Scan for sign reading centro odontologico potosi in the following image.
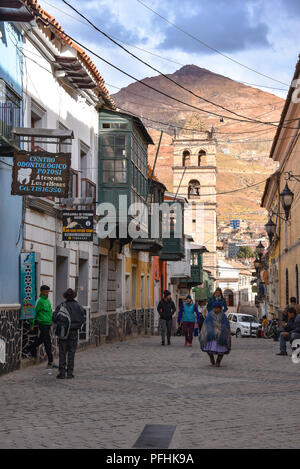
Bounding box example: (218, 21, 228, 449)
(11, 150, 71, 197)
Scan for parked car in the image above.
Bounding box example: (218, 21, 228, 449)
(227, 313, 259, 338)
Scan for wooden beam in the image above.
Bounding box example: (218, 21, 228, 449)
(0, 1, 22, 7)
(0, 8, 34, 21)
(12, 127, 74, 139)
(77, 84, 96, 89)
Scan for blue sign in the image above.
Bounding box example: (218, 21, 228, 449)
(20, 253, 36, 320)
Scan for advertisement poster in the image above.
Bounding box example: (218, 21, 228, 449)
(20, 252, 36, 320)
(62, 210, 94, 242)
(11, 150, 71, 198)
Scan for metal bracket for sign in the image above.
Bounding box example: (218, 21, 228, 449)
(17, 139, 73, 145)
(10, 127, 74, 147)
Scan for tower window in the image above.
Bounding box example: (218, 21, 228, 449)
(182, 150, 190, 167)
(188, 180, 200, 198)
(198, 150, 206, 166)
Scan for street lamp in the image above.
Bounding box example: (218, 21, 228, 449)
(256, 241, 265, 259)
(265, 218, 276, 243)
(280, 183, 294, 221)
(254, 257, 261, 271)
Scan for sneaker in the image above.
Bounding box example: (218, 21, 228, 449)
(188, 343, 192, 347)
(47, 362, 58, 369)
(185, 340, 188, 346)
(23, 352, 34, 360)
(161, 342, 165, 346)
(67, 373, 74, 379)
(276, 351, 288, 356)
(56, 373, 65, 379)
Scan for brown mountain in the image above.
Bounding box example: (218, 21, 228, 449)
(112, 65, 284, 225)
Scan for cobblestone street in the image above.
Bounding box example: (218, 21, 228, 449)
(1, 335, 300, 449)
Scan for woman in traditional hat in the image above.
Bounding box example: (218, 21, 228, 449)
(200, 301, 231, 367)
(207, 287, 228, 314)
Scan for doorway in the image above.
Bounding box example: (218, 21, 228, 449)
(55, 255, 68, 305)
(78, 257, 88, 307)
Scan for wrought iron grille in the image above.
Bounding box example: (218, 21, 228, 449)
(0, 81, 21, 143)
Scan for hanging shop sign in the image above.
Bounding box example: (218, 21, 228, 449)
(11, 150, 71, 197)
(20, 252, 36, 320)
(62, 210, 94, 242)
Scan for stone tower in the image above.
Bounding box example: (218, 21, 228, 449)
(173, 122, 217, 278)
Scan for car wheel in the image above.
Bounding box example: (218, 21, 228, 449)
(236, 329, 242, 338)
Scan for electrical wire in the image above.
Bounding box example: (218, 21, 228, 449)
(16, 51, 285, 145)
(41, 0, 289, 94)
(23, 1, 298, 131)
(61, 0, 288, 128)
(108, 81, 284, 113)
(136, 0, 290, 87)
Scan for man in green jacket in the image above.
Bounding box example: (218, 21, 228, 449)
(29, 285, 55, 367)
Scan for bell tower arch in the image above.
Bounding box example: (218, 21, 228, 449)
(173, 123, 217, 277)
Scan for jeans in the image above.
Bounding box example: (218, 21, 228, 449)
(160, 319, 172, 344)
(291, 332, 300, 345)
(30, 324, 53, 363)
(58, 329, 78, 374)
(280, 331, 289, 353)
(183, 322, 194, 344)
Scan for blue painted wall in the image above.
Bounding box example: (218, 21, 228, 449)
(0, 22, 23, 304)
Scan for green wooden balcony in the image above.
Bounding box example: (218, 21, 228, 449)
(131, 179, 166, 254)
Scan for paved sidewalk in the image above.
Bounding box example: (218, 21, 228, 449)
(1, 335, 300, 449)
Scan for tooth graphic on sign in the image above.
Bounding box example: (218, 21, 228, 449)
(17, 168, 32, 185)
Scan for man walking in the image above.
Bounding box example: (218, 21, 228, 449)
(53, 288, 85, 379)
(29, 285, 55, 368)
(157, 290, 176, 346)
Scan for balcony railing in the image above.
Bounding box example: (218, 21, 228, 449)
(0, 81, 21, 146)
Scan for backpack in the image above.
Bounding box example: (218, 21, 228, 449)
(54, 303, 71, 340)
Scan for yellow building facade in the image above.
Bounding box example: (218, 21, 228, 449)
(262, 57, 300, 313)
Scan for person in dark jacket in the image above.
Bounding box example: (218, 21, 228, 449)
(207, 288, 228, 314)
(276, 307, 296, 356)
(53, 288, 85, 379)
(157, 290, 176, 346)
(291, 313, 300, 342)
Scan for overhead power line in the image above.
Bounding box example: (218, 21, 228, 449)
(136, 0, 290, 87)
(62, 0, 287, 128)
(42, 0, 289, 94)
(23, 1, 297, 131)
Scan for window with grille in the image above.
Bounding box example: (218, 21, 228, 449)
(0, 80, 21, 142)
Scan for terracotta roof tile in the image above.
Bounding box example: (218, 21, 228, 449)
(24, 0, 115, 108)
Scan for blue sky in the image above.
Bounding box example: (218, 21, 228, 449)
(40, 0, 300, 98)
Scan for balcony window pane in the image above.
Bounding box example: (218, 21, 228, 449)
(102, 135, 114, 146)
(115, 135, 126, 146)
(103, 146, 114, 157)
(115, 146, 126, 157)
(103, 160, 114, 171)
(115, 171, 127, 183)
(115, 159, 126, 171)
(87, 182, 95, 199)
